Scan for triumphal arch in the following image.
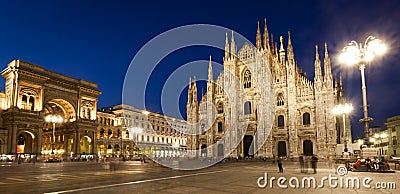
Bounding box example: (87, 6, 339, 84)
(0, 60, 101, 160)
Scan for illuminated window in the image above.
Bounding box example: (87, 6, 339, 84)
(100, 128, 105, 138)
(277, 93, 284, 106)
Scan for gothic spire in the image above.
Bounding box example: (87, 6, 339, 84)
(339, 72, 343, 90)
(324, 42, 333, 82)
(256, 21, 262, 50)
(230, 31, 237, 57)
(208, 55, 213, 81)
(192, 76, 198, 103)
(279, 36, 285, 63)
(263, 18, 270, 50)
(271, 33, 275, 54)
(188, 77, 192, 103)
(224, 32, 230, 60)
(314, 45, 322, 82)
(287, 31, 294, 62)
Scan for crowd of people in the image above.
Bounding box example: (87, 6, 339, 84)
(349, 157, 390, 171)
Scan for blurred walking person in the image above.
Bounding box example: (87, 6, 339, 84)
(299, 155, 305, 173)
(311, 155, 318, 174)
(277, 157, 283, 173)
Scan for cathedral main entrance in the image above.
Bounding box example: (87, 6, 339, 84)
(243, 135, 253, 157)
(277, 141, 287, 157)
(303, 140, 313, 156)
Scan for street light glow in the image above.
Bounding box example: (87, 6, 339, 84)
(339, 36, 387, 66)
(45, 115, 63, 124)
(332, 103, 353, 115)
(339, 36, 386, 139)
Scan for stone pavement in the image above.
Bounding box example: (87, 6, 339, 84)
(0, 160, 398, 194)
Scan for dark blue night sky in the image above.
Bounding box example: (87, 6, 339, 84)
(0, 0, 399, 139)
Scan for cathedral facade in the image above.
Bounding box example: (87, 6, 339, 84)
(186, 20, 351, 159)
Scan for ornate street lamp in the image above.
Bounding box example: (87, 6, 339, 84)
(339, 36, 387, 139)
(45, 115, 63, 156)
(333, 103, 353, 153)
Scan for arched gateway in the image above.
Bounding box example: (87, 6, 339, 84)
(0, 60, 101, 159)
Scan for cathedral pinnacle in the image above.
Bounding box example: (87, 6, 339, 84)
(230, 31, 237, 57)
(314, 45, 322, 82)
(324, 42, 329, 58)
(208, 55, 213, 81)
(224, 32, 230, 60)
(263, 18, 269, 50)
(279, 35, 285, 52)
(256, 21, 262, 50)
(287, 31, 294, 62)
(324, 42, 332, 83)
(279, 35, 285, 63)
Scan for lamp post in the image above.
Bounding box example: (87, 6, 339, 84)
(45, 115, 63, 156)
(333, 103, 353, 153)
(339, 36, 387, 139)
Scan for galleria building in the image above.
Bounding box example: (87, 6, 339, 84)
(0, 60, 187, 160)
(186, 20, 352, 159)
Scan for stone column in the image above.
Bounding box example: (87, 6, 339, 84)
(64, 133, 69, 159)
(92, 131, 97, 155)
(75, 131, 81, 155)
(10, 125, 17, 154)
(36, 128, 43, 158)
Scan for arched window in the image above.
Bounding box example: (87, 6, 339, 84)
(303, 112, 311, 125)
(217, 102, 223, 114)
(244, 70, 251, 88)
(100, 128, 105, 138)
(244, 101, 251, 115)
(29, 96, 35, 110)
(218, 122, 223, 132)
(117, 129, 121, 138)
(108, 129, 112, 138)
(277, 93, 284, 106)
(86, 108, 91, 119)
(278, 115, 284, 128)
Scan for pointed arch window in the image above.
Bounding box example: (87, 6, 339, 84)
(278, 115, 284, 128)
(303, 112, 311, 125)
(218, 122, 223, 132)
(277, 93, 284, 106)
(244, 101, 251, 115)
(244, 70, 251, 88)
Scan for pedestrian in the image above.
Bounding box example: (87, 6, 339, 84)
(277, 157, 283, 173)
(299, 155, 304, 173)
(311, 155, 318, 174)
